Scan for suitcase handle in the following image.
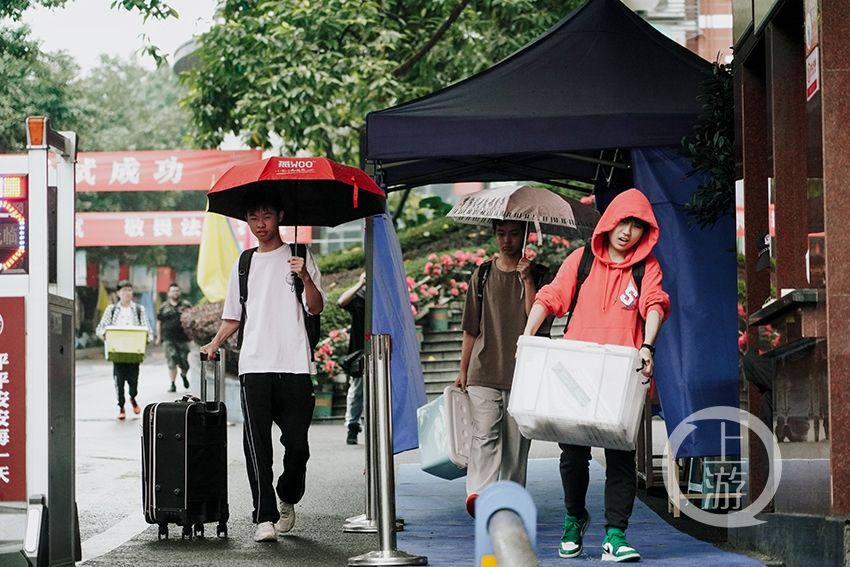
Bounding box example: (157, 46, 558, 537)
(200, 349, 223, 403)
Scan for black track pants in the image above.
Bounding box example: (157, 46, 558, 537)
(240, 372, 315, 524)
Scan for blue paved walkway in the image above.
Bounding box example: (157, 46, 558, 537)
(396, 458, 764, 566)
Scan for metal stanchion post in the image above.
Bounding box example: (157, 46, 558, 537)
(344, 351, 404, 534)
(344, 352, 377, 532)
(348, 335, 427, 566)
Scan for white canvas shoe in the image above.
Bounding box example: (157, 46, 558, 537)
(275, 502, 296, 534)
(253, 521, 278, 542)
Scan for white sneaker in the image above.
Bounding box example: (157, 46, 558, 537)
(275, 502, 295, 534)
(253, 521, 278, 542)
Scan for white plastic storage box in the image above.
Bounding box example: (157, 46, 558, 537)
(417, 386, 473, 480)
(104, 326, 148, 364)
(508, 336, 648, 451)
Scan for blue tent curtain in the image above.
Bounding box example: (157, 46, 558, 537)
(371, 214, 428, 454)
(603, 147, 740, 457)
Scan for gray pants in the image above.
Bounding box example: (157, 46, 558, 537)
(466, 385, 531, 496)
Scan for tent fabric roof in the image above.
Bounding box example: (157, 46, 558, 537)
(364, 0, 712, 190)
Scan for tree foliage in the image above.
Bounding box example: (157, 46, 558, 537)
(0, 25, 79, 152)
(0, 0, 174, 20)
(681, 62, 735, 228)
(74, 55, 193, 152)
(182, 0, 582, 164)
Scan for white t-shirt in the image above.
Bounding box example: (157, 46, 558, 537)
(222, 244, 326, 376)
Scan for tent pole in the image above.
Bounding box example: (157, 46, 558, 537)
(553, 151, 629, 169)
(392, 188, 412, 228)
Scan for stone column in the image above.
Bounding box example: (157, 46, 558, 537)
(821, 0, 850, 517)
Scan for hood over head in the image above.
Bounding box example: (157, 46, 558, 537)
(591, 188, 659, 267)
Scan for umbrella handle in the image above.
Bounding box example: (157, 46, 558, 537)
(294, 225, 298, 246)
(522, 223, 529, 260)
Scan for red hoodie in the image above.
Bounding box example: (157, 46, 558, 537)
(534, 188, 670, 349)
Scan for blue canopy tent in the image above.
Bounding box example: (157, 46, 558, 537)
(363, 0, 738, 457)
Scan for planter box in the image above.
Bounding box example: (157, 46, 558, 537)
(509, 336, 647, 451)
(313, 391, 333, 418)
(417, 386, 473, 480)
(104, 326, 148, 363)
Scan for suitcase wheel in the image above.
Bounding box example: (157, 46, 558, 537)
(157, 524, 168, 540)
(181, 525, 193, 540)
(217, 522, 227, 539)
(193, 523, 205, 539)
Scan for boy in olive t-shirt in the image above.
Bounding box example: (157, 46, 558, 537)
(454, 219, 547, 517)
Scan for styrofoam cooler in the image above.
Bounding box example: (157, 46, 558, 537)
(417, 386, 473, 480)
(508, 335, 648, 451)
(104, 325, 148, 363)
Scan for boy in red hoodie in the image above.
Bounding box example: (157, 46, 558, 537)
(523, 188, 670, 562)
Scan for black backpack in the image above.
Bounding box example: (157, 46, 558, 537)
(565, 244, 645, 329)
(476, 260, 552, 337)
(236, 243, 321, 351)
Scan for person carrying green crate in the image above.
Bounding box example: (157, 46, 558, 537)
(524, 188, 671, 563)
(96, 279, 154, 420)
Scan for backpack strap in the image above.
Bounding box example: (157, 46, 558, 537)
(565, 244, 594, 329)
(289, 243, 321, 350)
(632, 260, 645, 293)
(476, 260, 493, 305)
(531, 262, 549, 290)
(236, 247, 257, 349)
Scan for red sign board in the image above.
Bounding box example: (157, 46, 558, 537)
(75, 211, 312, 247)
(0, 297, 26, 502)
(53, 149, 262, 192)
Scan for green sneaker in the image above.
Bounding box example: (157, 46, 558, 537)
(558, 510, 590, 558)
(601, 528, 640, 562)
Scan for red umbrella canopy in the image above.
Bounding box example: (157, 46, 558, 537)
(207, 156, 386, 227)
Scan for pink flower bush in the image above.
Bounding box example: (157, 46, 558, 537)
(406, 248, 490, 316)
(313, 327, 350, 390)
(523, 232, 581, 269)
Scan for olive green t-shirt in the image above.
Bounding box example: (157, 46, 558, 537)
(461, 262, 530, 390)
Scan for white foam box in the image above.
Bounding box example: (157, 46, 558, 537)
(508, 335, 649, 451)
(417, 386, 473, 480)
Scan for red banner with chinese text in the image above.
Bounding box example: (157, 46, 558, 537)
(63, 149, 262, 192)
(75, 211, 312, 247)
(0, 297, 26, 502)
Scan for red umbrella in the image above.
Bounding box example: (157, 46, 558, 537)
(207, 157, 386, 238)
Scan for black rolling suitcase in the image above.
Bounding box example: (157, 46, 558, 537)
(142, 352, 229, 540)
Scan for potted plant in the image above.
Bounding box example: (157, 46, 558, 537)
(312, 328, 350, 418)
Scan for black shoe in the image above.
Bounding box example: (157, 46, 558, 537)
(181, 374, 190, 389)
(168, 383, 177, 393)
(346, 425, 359, 445)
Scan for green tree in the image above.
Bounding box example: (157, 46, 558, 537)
(0, 25, 80, 152)
(74, 55, 193, 152)
(182, 0, 581, 164)
(0, 1, 177, 59)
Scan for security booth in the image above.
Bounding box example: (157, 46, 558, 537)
(0, 117, 79, 566)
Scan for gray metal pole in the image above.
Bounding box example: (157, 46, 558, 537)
(343, 216, 402, 534)
(348, 335, 427, 566)
(489, 509, 540, 567)
(343, 351, 377, 532)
